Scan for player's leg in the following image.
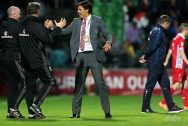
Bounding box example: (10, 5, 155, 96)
(3, 60, 26, 118)
(159, 82, 182, 110)
(24, 69, 39, 119)
(6, 71, 19, 116)
(72, 66, 89, 118)
(142, 64, 159, 113)
(158, 68, 183, 113)
(182, 74, 188, 109)
(159, 69, 183, 110)
(29, 65, 55, 118)
(90, 65, 111, 118)
(12, 61, 26, 111)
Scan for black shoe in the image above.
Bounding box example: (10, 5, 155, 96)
(7, 113, 16, 118)
(16, 111, 25, 118)
(168, 106, 184, 113)
(30, 104, 46, 118)
(38, 113, 46, 119)
(7, 109, 25, 118)
(105, 113, 112, 118)
(28, 114, 44, 119)
(70, 114, 80, 118)
(141, 107, 156, 113)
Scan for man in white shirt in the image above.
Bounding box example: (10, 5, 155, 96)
(61, 0, 112, 118)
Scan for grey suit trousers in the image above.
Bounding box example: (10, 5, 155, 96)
(72, 51, 110, 115)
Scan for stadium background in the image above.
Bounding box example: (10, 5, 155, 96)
(1, 0, 188, 126)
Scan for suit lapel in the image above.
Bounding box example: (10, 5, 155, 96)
(78, 18, 82, 32)
(76, 18, 82, 44)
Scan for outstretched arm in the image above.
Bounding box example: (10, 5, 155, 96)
(61, 18, 76, 35)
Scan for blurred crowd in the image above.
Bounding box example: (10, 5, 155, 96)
(112, 0, 188, 68)
(1, 0, 188, 69)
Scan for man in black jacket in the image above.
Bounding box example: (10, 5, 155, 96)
(19, 2, 66, 119)
(0, 6, 26, 118)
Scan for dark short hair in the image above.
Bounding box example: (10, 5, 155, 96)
(27, 2, 40, 14)
(158, 15, 171, 24)
(179, 23, 188, 32)
(77, 0, 92, 14)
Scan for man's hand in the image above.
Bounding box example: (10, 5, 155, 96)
(54, 18, 66, 28)
(103, 43, 111, 52)
(139, 55, 146, 64)
(163, 61, 168, 67)
(44, 19, 54, 29)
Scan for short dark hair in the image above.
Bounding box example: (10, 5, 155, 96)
(179, 23, 188, 32)
(158, 15, 171, 24)
(27, 2, 40, 14)
(77, 0, 92, 14)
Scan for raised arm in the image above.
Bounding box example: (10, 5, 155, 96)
(61, 19, 76, 35)
(31, 20, 66, 44)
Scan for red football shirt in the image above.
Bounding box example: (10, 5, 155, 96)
(169, 34, 186, 69)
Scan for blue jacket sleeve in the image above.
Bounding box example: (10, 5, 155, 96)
(144, 28, 162, 60)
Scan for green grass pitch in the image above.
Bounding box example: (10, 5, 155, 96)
(0, 95, 188, 126)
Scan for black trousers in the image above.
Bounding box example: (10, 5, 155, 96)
(24, 64, 55, 114)
(2, 60, 26, 112)
(142, 63, 175, 110)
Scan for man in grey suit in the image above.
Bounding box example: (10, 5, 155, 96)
(61, 0, 112, 118)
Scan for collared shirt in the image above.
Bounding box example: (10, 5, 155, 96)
(78, 14, 93, 52)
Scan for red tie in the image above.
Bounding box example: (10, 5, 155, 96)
(80, 19, 86, 51)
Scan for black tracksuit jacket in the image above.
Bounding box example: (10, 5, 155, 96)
(0, 18, 20, 61)
(19, 15, 61, 69)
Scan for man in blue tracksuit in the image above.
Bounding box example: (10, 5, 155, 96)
(139, 15, 184, 113)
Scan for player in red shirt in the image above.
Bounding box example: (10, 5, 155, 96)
(159, 23, 188, 110)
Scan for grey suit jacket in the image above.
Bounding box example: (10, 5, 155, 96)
(61, 15, 112, 63)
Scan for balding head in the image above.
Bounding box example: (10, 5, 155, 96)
(7, 6, 21, 21)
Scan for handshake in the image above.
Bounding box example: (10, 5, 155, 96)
(44, 18, 66, 29)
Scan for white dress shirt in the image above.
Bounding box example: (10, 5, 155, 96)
(78, 14, 93, 52)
